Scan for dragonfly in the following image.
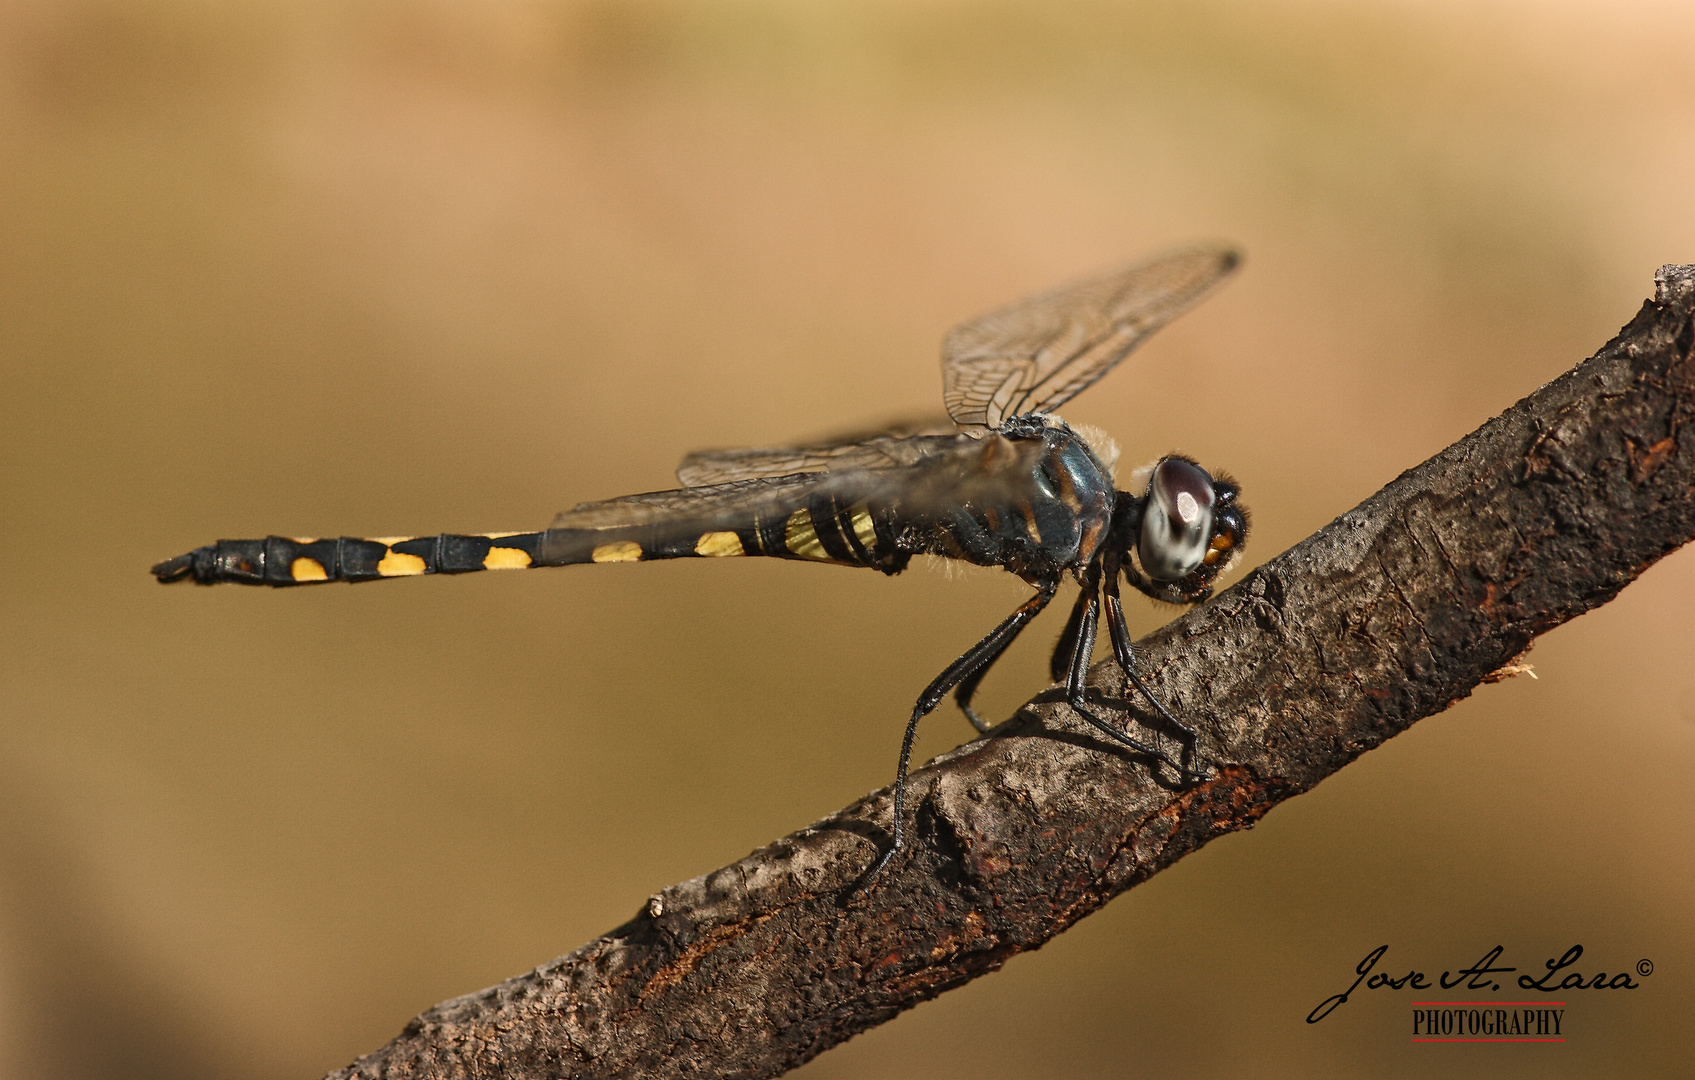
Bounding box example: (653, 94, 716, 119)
(153, 244, 1249, 888)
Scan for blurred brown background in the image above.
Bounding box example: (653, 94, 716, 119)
(2, 1, 1692, 1077)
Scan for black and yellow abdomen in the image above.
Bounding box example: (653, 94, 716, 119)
(151, 483, 914, 587)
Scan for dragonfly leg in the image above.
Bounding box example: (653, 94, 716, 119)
(958, 569, 1108, 735)
(1055, 562, 1185, 774)
(1048, 582, 1094, 685)
(1103, 560, 1202, 781)
(854, 578, 1060, 893)
(954, 662, 1003, 735)
(1062, 562, 1103, 706)
(951, 604, 1044, 734)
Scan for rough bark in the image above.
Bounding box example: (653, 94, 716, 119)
(328, 266, 1695, 1080)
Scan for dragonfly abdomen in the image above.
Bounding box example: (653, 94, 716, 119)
(150, 491, 913, 587)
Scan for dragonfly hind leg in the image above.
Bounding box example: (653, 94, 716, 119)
(854, 578, 1060, 893)
(951, 618, 1034, 734)
(954, 671, 1002, 735)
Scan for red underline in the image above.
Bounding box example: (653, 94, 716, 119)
(1412, 1002, 1566, 1006)
(1413, 1038, 1565, 1043)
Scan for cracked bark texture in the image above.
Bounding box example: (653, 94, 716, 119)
(329, 266, 1695, 1080)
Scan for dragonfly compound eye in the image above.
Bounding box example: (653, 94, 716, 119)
(1138, 456, 1216, 581)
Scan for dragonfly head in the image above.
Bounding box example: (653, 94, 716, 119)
(1117, 456, 1248, 604)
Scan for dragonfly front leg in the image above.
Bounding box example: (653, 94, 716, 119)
(1058, 561, 1186, 774)
(855, 578, 1060, 893)
(1103, 552, 1202, 781)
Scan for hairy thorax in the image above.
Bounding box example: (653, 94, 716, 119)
(886, 420, 1117, 584)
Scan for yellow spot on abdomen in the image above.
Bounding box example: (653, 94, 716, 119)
(377, 550, 428, 576)
(592, 540, 643, 563)
(784, 509, 830, 560)
(695, 531, 744, 557)
(483, 546, 532, 570)
(290, 557, 328, 581)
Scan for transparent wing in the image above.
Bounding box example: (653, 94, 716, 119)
(674, 414, 961, 487)
(559, 431, 999, 531)
(941, 245, 1239, 431)
(550, 473, 834, 530)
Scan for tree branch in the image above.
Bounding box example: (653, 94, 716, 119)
(328, 266, 1695, 1080)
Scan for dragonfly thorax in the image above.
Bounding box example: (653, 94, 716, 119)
(890, 417, 1119, 583)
